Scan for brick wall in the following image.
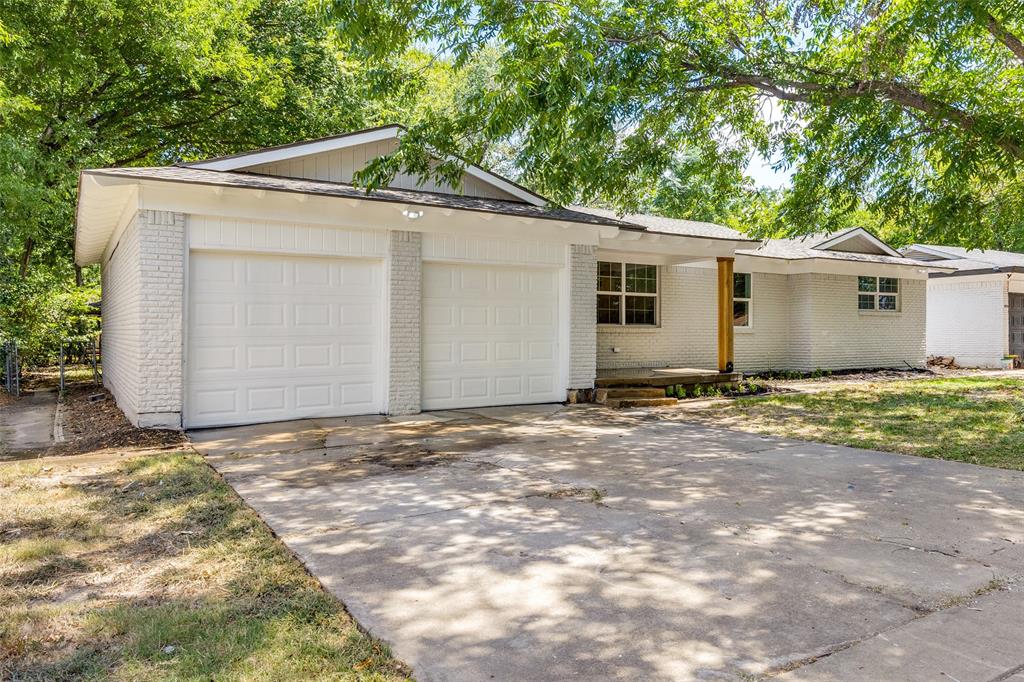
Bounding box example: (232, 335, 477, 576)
(569, 245, 597, 388)
(735, 271, 790, 372)
(597, 265, 717, 369)
(388, 230, 422, 414)
(101, 215, 142, 423)
(926, 277, 1007, 367)
(596, 265, 928, 372)
(101, 210, 185, 428)
(791, 274, 927, 371)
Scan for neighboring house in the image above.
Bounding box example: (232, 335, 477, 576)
(75, 125, 948, 429)
(901, 244, 1024, 367)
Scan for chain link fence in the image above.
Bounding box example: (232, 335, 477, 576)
(2, 341, 20, 397)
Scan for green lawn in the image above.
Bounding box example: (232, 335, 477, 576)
(691, 377, 1024, 470)
(0, 451, 411, 681)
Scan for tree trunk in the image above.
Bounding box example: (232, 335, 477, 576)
(75, 264, 83, 287)
(19, 238, 35, 279)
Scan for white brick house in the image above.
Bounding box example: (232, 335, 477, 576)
(75, 125, 949, 429)
(901, 244, 1024, 367)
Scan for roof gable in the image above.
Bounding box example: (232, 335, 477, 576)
(811, 227, 902, 257)
(181, 125, 548, 206)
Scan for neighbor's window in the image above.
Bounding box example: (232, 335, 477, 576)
(858, 276, 899, 311)
(734, 272, 752, 327)
(597, 261, 658, 325)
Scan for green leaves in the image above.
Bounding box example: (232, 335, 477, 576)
(0, 0, 430, 362)
(330, 0, 1024, 247)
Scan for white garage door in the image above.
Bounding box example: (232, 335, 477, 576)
(186, 252, 383, 428)
(422, 262, 563, 410)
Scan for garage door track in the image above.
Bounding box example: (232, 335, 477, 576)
(190, 405, 1024, 681)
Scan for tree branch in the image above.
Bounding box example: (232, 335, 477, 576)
(983, 10, 1024, 64)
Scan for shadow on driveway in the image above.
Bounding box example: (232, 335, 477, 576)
(190, 404, 1024, 681)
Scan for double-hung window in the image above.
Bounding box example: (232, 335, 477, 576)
(733, 272, 752, 327)
(597, 261, 658, 325)
(858, 276, 899, 311)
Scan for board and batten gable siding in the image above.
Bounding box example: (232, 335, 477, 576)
(242, 138, 522, 202)
(925, 277, 1007, 367)
(596, 267, 926, 372)
(101, 210, 186, 428)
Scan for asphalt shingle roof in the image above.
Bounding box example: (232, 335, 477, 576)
(83, 166, 642, 231)
(572, 207, 754, 242)
(739, 236, 939, 267)
(906, 245, 1024, 272)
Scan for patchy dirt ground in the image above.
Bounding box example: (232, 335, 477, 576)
(49, 385, 183, 458)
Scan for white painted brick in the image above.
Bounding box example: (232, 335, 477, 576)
(100, 210, 185, 428)
(596, 266, 926, 373)
(388, 230, 422, 415)
(925, 277, 1007, 367)
(569, 245, 597, 388)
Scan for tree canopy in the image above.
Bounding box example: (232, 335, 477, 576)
(332, 0, 1024, 247)
(0, 0, 432, 361)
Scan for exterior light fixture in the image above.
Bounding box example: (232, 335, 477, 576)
(402, 208, 424, 220)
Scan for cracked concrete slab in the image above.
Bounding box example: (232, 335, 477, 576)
(0, 388, 56, 459)
(780, 583, 1024, 681)
(190, 405, 1024, 681)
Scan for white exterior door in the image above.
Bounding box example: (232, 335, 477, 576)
(186, 251, 383, 428)
(422, 262, 563, 410)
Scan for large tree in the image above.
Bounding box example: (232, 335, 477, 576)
(331, 0, 1024, 247)
(0, 0, 423, 361)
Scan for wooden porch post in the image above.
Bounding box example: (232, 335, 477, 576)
(717, 257, 735, 373)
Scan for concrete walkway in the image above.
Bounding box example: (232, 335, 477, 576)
(191, 405, 1024, 681)
(0, 389, 56, 460)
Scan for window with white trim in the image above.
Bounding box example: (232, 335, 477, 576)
(858, 276, 899, 311)
(597, 261, 658, 325)
(734, 272, 752, 327)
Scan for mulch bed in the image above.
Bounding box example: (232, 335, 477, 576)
(48, 384, 184, 457)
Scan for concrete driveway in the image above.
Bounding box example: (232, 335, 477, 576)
(190, 405, 1024, 681)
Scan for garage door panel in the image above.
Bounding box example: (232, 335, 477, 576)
(422, 262, 562, 410)
(187, 252, 383, 428)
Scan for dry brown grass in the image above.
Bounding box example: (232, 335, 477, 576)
(0, 451, 411, 681)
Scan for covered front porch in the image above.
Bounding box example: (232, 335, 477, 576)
(593, 366, 744, 407)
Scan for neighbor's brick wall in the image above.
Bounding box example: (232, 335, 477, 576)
(101, 210, 185, 428)
(925, 277, 1007, 368)
(569, 245, 597, 388)
(388, 230, 422, 414)
(101, 214, 142, 424)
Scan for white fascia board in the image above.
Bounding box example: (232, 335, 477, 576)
(136, 180, 600, 245)
(812, 227, 902, 258)
(599, 232, 745, 261)
(903, 244, 964, 260)
(185, 126, 402, 171)
(736, 254, 950, 279)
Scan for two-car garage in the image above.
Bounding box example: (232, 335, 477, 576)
(184, 222, 568, 428)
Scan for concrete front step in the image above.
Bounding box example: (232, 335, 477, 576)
(605, 397, 678, 408)
(606, 388, 667, 399)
